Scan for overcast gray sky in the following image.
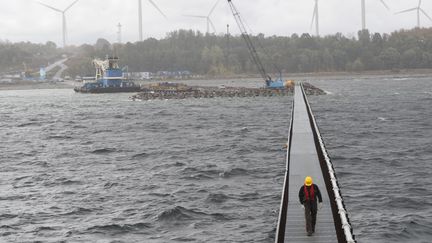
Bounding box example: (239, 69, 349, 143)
(1, 0, 432, 46)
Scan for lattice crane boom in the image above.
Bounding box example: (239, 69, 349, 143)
(227, 0, 272, 83)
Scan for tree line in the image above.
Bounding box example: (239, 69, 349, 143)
(2, 27, 432, 77)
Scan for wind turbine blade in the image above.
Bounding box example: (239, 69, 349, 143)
(310, 6, 316, 30)
(63, 14, 67, 47)
(65, 0, 79, 12)
(208, 0, 221, 16)
(183, 14, 207, 19)
(148, 0, 167, 19)
(395, 8, 417, 14)
(420, 9, 432, 22)
(208, 18, 216, 33)
(418, 0, 422, 8)
(37, 1, 62, 12)
(379, 0, 390, 10)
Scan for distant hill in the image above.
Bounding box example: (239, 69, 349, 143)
(2, 28, 432, 77)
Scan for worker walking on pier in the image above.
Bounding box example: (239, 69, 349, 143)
(299, 176, 323, 236)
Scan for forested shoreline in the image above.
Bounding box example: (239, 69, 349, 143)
(2, 28, 432, 77)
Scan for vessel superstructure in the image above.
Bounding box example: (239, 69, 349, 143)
(74, 56, 140, 93)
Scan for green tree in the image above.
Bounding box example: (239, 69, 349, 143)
(352, 58, 365, 71)
(380, 47, 400, 69)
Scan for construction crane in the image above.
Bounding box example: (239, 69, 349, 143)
(227, 0, 286, 88)
(92, 57, 120, 80)
(92, 59, 110, 80)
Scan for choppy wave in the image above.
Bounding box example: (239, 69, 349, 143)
(91, 148, 117, 154)
(157, 206, 231, 223)
(0, 89, 288, 242)
(206, 193, 230, 204)
(87, 222, 152, 234)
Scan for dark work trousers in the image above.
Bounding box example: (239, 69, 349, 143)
(304, 202, 317, 234)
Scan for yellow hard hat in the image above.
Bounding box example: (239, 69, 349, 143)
(304, 176, 313, 186)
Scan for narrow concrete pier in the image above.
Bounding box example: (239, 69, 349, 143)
(275, 83, 355, 243)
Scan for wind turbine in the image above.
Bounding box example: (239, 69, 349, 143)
(360, 0, 390, 30)
(184, 0, 221, 34)
(37, 0, 79, 47)
(310, 0, 319, 36)
(395, 0, 432, 28)
(138, 0, 167, 41)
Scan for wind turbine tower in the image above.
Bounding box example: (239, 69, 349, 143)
(184, 0, 221, 34)
(138, 0, 167, 41)
(361, 0, 366, 30)
(138, 0, 143, 41)
(225, 24, 230, 65)
(117, 23, 122, 44)
(311, 0, 319, 36)
(395, 0, 432, 28)
(360, 0, 389, 30)
(37, 0, 79, 47)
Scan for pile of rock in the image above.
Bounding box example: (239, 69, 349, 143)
(130, 82, 325, 101)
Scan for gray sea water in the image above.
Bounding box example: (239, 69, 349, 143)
(0, 76, 431, 242)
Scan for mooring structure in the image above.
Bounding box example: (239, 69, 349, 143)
(275, 83, 356, 243)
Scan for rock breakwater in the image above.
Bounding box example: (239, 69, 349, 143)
(130, 82, 325, 101)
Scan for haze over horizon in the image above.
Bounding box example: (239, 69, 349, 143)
(1, 0, 432, 46)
